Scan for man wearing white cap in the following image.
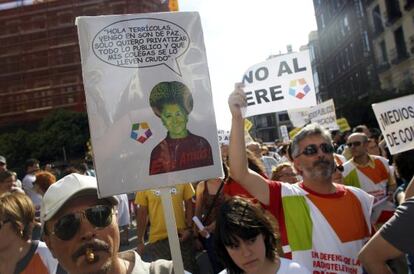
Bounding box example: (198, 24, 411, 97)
(41, 173, 174, 274)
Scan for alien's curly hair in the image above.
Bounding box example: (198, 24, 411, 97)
(149, 81, 193, 117)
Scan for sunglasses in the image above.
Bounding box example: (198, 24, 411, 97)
(336, 165, 344, 172)
(295, 143, 334, 158)
(50, 205, 113, 241)
(347, 141, 362, 147)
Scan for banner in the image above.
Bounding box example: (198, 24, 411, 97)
(280, 125, 289, 142)
(244, 119, 253, 131)
(77, 12, 222, 196)
(218, 129, 230, 145)
(372, 94, 414, 155)
(241, 50, 317, 117)
(336, 118, 351, 132)
(289, 127, 302, 139)
(308, 99, 338, 130)
(245, 130, 255, 144)
(287, 99, 338, 130)
(287, 107, 309, 128)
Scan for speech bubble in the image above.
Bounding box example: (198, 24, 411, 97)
(92, 18, 190, 76)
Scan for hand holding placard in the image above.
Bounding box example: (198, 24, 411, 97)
(192, 216, 210, 238)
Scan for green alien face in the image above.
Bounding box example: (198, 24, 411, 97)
(160, 104, 189, 139)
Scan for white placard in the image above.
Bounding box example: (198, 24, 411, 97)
(218, 129, 230, 145)
(241, 50, 317, 117)
(308, 99, 338, 130)
(76, 12, 222, 196)
(287, 107, 310, 128)
(280, 125, 289, 142)
(372, 94, 414, 155)
(288, 99, 338, 130)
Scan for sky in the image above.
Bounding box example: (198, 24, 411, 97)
(179, 0, 318, 130)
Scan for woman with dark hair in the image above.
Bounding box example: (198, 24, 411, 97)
(149, 81, 213, 175)
(215, 197, 309, 274)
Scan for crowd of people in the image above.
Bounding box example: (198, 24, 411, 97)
(0, 85, 413, 274)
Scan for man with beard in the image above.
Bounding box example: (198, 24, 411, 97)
(227, 83, 374, 273)
(342, 132, 396, 226)
(41, 173, 174, 274)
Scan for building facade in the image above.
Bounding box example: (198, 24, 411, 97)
(307, 31, 323, 103)
(0, 0, 170, 129)
(367, 0, 414, 93)
(313, 0, 380, 126)
(249, 111, 292, 143)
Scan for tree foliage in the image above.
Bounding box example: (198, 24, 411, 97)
(0, 109, 90, 170)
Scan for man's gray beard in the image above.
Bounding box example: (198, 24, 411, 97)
(304, 160, 335, 181)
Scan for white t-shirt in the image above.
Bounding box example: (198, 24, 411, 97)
(116, 194, 131, 227)
(22, 174, 42, 216)
(278, 258, 310, 273)
(219, 258, 310, 274)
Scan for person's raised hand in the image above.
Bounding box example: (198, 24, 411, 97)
(199, 228, 209, 238)
(228, 82, 246, 118)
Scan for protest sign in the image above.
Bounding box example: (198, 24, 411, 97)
(280, 125, 289, 142)
(288, 99, 338, 130)
(372, 94, 414, 155)
(308, 99, 338, 130)
(218, 129, 230, 145)
(76, 12, 222, 196)
(241, 50, 317, 117)
(287, 107, 310, 128)
(244, 119, 253, 131)
(336, 117, 351, 132)
(289, 127, 302, 139)
(245, 130, 255, 144)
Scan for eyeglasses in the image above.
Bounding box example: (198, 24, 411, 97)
(346, 141, 362, 147)
(50, 205, 113, 241)
(0, 220, 10, 230)
(295, 143, 334, 158)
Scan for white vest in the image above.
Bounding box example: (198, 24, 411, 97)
(280, 183, 373, 274)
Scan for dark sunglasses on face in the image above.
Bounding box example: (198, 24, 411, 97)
(296, 143, 334, 158)
(50, 205, 113, 241)
(347, 141, 362, 147)
(336, 165, 344, 172)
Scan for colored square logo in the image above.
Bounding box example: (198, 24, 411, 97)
(130, 122, 152, 144)
(288, 78, 312, 99)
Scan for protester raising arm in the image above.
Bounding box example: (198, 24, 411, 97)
(228, 83, 270, 205)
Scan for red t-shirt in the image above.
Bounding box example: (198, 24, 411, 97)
(149, 132, 213, 175)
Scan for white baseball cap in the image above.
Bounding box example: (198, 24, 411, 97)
(41, 173, 118, 227)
